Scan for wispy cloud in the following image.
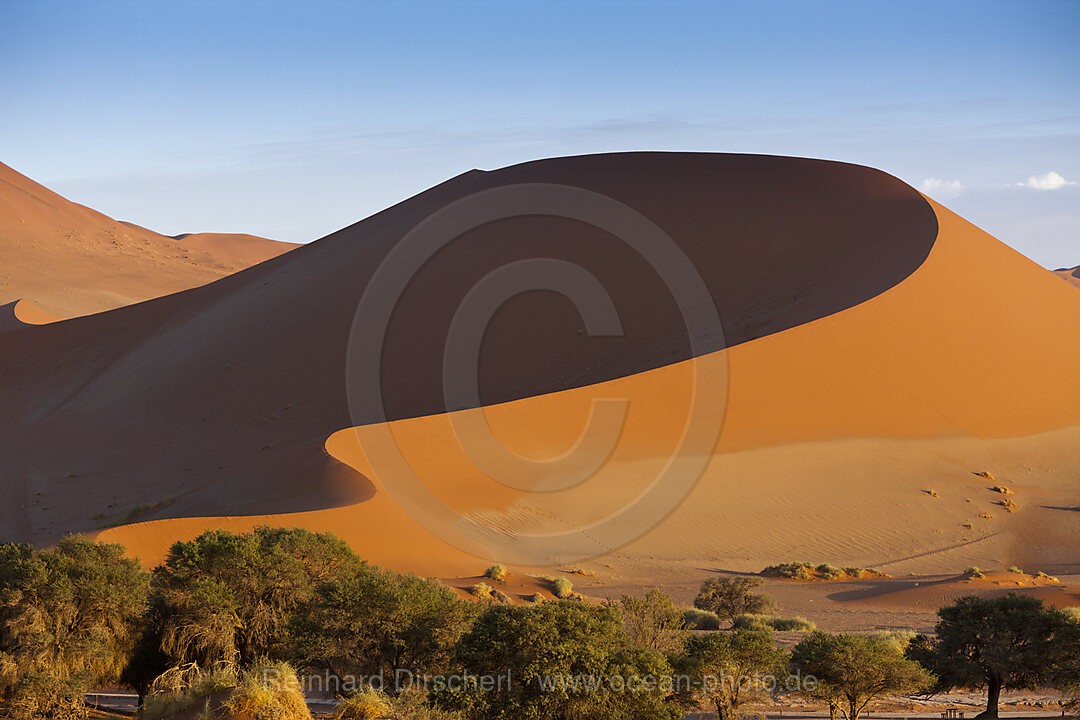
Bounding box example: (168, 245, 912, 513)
(919, 178, 964, 197)
(1015, 171, 1075, 190)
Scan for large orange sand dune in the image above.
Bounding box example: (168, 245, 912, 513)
(0, 154, 1077, 597)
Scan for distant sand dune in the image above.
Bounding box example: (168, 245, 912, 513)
(1055, 264, 1080, 289)
(0, 162, 297, 318)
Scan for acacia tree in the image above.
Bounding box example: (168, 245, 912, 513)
(681, 630, 787, 720)
(0, 537, 148, 718)
(792, 632, 930, 720)
(152, 526, 361, 669)
(447, 601, 681, 720)
(619, 589, 689, 654)
(694, 577, 775, 628)
(906, 593, 1070, 718)
(290, 563, 475, 681)
(1051, 614, 1080, 710)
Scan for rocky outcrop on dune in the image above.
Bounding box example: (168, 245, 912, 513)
(0, 162, 296, 318)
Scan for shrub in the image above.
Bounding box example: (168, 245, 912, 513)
(1062, 607, 1080, 622)
(991, 485, 1013, 495)
(566, 568, 595, 577)
(764, 562, 888, 582)
(817, 563, 842, 578)
(527, 593, 544, 604)
(225, 661, 310, 720)
(769, 616, 817, 631)
(762, 561, 815, 578)
(470, 582, 493, 599)
(618, 589, 688, 653)
(369, 687, 463, 719)
(552, 577, 574, 599)
(491, 588, 514, 604)
(974, 471, 996, 481)
(964, 566, 981, 575)
(682, 608, 721, 631)
(141, 666, 238, 720)
(734, 614, 816, 632)
(335, 686, 390, 720)
(998, 498, 1019, 512)
(484, 564, 508, 582)
(733, 613, 771, 631)
(694, 577, 775, 627)
(1008, 566, 1024, 574)
(869, 629, 917, 653)
(925, 489, 939, 497)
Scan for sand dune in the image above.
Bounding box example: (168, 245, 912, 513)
(0, 299, 59, 332)
(0, 162, 296, 318)
(1056, 264, 1080, 289)
(2, 153, 1078, 597)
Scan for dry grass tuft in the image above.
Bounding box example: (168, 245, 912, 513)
(469, 582, 493, 600)
(335, 687, 391, 720)
(224, 662, 311, 720)
(483, 564, 508, 582)
(551, 577, 574, 598)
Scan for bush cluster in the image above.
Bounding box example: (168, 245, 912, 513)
(761, 561, 889, 581)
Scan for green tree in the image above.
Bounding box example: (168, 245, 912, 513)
(694, 577, 776, 628)
(680, 630, 787, 720)
(153, 526, 360, 668)
(1051, 614, 1080, 711)
(793, 631, 930, 720)
(0, 537, 148, 718)
(291, 563, 475, 681)
(445, 601, 681, 720)
(906, 594, 1068, 718)
(618, 589, 689, 654)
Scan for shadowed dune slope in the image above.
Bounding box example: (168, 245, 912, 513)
(0, 162, 296, 318)
(3, 153, 1079, 577)
(1, 153, 934, 547)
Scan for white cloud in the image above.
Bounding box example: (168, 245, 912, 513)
(919, 178, 964, 197)
(1016, 171, 1075, 191)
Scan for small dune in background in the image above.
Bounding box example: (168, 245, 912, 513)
(0, 161, 297, 319)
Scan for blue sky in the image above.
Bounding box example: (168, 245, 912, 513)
(1, 0, 1077, 268)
